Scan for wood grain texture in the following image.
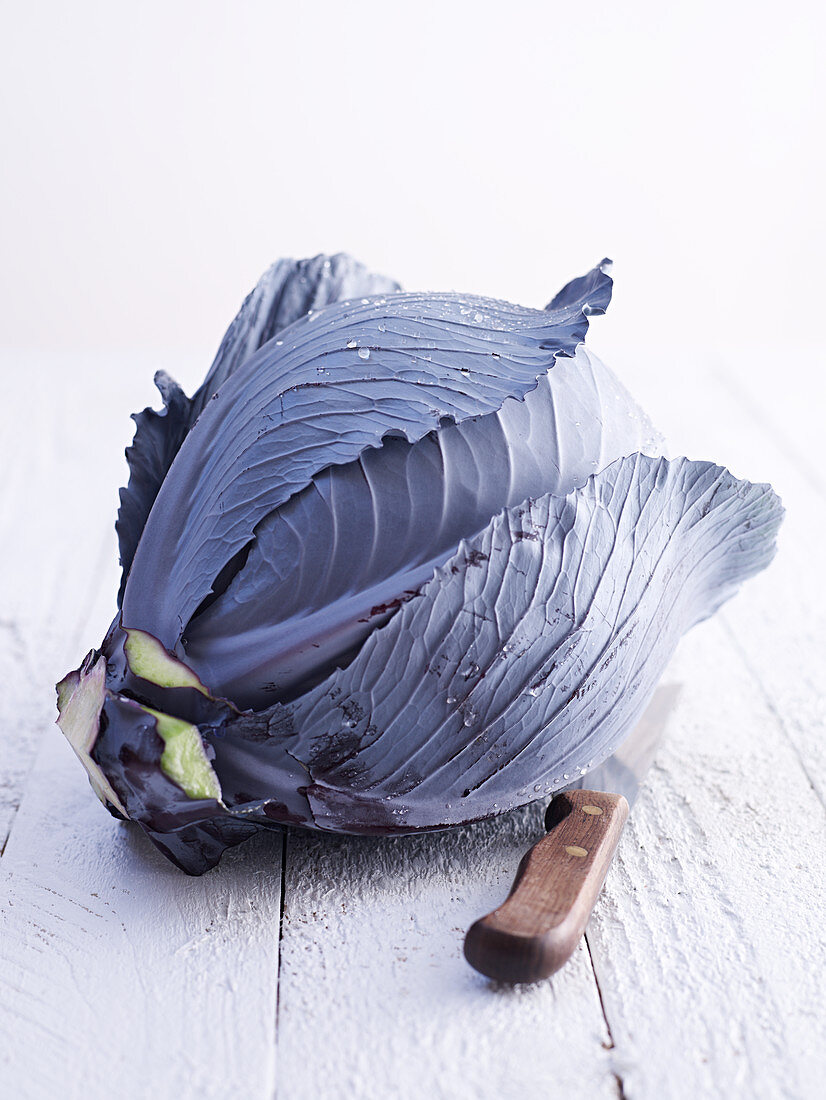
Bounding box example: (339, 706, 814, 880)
(0, 350, 179, 850)
(581, 341, 826, 1099)
(0, 735, 284, 1099)
(708, 357, 826, 807)
(464, 790, 628, 982)
(0, 351, 284, 1100)
(586, 618, 826, 1100)
(274, 814, 619, 1100)
(607, 341, 826, 805)
(1, 346, 824, 1100)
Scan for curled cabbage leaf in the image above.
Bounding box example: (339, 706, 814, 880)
(56, 254, 782, 873)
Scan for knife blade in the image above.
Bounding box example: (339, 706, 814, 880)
(463, 683, 681, 983)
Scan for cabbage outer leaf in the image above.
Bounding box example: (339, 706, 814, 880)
(279, 453, 783, 831)
(115, 254, 399, 602)
(153, 452, 781, 858)
(182, 346, 661, 708)
(121, 262, 613, 649)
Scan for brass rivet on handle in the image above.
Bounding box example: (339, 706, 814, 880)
(582, 805, 604, 816)
(565, 845, 588, 858)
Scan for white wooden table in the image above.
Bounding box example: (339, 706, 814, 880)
(1, 343, 823, 1099)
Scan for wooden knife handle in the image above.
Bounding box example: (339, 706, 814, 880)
(463, 789, 629, 983)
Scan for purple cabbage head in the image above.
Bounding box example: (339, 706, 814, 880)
(56, 254, 782, 873)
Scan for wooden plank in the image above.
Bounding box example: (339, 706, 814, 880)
(578, 341, 826, 1097)
(0, 350, 143, 848)
(0, 735, 283, 1100)
(0, 352, 284, 1100)
(587, 618, 826, 1100)
(710, 354, 826, 804)
(275, 811, 619, 1100)
(602, 341, 826, 801)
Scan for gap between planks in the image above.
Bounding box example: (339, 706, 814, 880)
(720, 614, 825, 811)
(585, 933, 627, 1100)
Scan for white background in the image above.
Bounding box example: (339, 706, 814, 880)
(1, 0, 823, 396)
(2, 5, 825, 1097)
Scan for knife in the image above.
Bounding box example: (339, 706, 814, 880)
(463, 684, 681, 983)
